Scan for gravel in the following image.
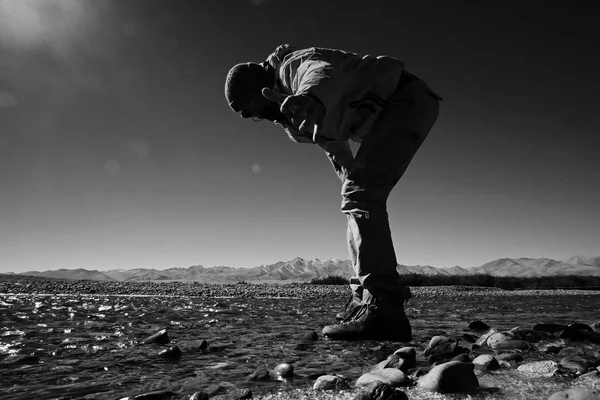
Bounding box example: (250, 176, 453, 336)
(1, 277, 599, 299)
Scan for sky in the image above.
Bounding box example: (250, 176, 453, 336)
(1, 0, 599, 273)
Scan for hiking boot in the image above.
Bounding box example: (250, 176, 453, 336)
(323, 291, 412, 341)
(335, 288, 363, 320)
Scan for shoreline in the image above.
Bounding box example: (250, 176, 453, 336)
(1, 278, 600, 298)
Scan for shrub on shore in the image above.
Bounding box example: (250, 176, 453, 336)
(396, 273, 600, 290)
(310, 275, 348, 285)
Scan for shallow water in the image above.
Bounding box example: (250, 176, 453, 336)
(1, 292, 599, 399)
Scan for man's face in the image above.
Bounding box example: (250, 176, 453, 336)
(240, 92, 287, 123)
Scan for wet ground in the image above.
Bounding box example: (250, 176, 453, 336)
(1, 286, 599, 399)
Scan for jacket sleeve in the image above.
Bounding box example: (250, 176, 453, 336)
(293, 58, 349, 115)
(288, 48, 405, 117)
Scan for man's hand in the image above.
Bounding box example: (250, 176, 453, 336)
(262, 88, 325, 143)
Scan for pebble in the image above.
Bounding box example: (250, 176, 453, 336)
(496, 353, 523, 362)
(423, 336, 459, 358)
(272, 363, 294, 378)
(312, 375, 349, 390)
(476, 329, 498, 346)
(356, 368, 410, 387)
(468, 320, 490, 331)
(537, 342, 564, 354)
(189, 392, 209, 400)
(158, 345, 182, 359)
(472, 354, 500, 370)
(491, 339, 531, 351)
(247, 367, 270, 381)
(354, 382, 408, 400)
(487, 332, 513, 348)
(417, 361, 479, 393)
(517, 360, 560, 376)
(143, 329, 169, 345)
(560, 356, 600, 374)
(393, 347, 416, 370)
(210, 388, 252, 400)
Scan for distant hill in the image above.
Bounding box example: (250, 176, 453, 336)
(5, 255, 600, 283)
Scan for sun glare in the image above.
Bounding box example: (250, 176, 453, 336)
(0, 0, 92, 52)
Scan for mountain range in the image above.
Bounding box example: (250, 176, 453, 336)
(3, 255, 600, 283)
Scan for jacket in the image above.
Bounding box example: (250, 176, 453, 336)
(266, 44, 408, 145)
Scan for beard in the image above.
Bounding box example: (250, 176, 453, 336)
(255, 101, 288, 123)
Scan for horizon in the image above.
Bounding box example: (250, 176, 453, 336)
(5, 254, 600, 274)
(1, 1, 599, 274)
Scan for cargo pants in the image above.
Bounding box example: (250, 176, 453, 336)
(327, 76, 441, 299)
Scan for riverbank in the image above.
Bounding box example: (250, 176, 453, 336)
(2, 276, 600, 299)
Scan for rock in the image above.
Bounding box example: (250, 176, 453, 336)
(496, 353, 523, 362)
(393, 347, 417, 371)
(179, 340, 207, 352)
(356, 368, 410, 387)
(487, 332, 513, 348)
(210, 388, 252, 400)
(537, 342, 564, 354)
(143, 329, 169, 344)
(472, 354, 500, 371)
(468, 320, 490, 331)
(568, 323, 594, 332)
(509, 326, 553, 342)
(354, 381, 408, 400)
(580, 330, 600, 344)
(491, 340, 530, 351)
(423, 336, 459, 358)
(313, 375, 349, 391)
(409, 368, 428, 379)
(372, 354, 403, 372)
(558, 347, 587, 357)
(272, 363, 293, 378)
(189, 392, 209, 400)
(517, 360, 560, 376)
(372, 349, 415, 373)
(560, 326, 586, 341)
(532, 323, 567, 333)
(498, 360, 511, 368)
(591, 321, 600, 332)
(417, 361, 479, 394)
(451, 354, 471, 363)
(560, 356, 600, 374)
(247, 367, 270, 381)
(547, 387, 600, 400)
(575, 370, 600, 383)
(476, 329, 498, 346)
(462, 333, 478, 343)
(158, 345, 181, 359)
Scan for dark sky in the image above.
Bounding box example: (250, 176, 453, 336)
(1, 0, 598, 272)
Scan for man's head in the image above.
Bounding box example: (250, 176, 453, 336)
(224, 62, 286, 122)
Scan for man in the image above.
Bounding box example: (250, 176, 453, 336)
(224, 44, 442, 341)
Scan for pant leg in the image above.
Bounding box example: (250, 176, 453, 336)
(342, 79, 441, 296)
